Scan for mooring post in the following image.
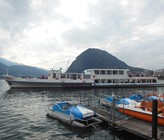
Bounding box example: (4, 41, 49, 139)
(98, 98, 100, 109)
(87, 96, 89, 107)
(112, 97, 116, 127)
(152, 99, 158, 140)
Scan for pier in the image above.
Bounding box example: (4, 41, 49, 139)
(77, 94, 164, 140)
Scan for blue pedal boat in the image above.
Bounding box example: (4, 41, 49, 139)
(101, 95, 140, 108)
(46, 101, 101, 128)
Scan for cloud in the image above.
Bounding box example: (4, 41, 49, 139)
(0, 0, 32, 35)
(62, 0, 164, 69)
(0, 0, 164, 71)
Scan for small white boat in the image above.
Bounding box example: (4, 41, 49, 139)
(47, 101, 101, 128)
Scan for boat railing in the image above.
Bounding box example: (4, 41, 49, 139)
(74, 116, 101, 126)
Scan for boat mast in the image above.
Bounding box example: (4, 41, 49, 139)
(66, 57, 70, 72)
(7, 68, 8, 75)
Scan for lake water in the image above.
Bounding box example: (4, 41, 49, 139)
(1, 79, 164, 140)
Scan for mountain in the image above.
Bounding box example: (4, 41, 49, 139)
(7, 65, 48, 77)
(0, 62, 8, 78)
(67, 48, 147, 73)
(0, 58, 23, 66)
(0, 62, 48, 79)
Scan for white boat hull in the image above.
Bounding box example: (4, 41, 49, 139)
(47, 109, 101, 128)
(4, 77, 93, 88)
(94, 82, 163, 87)
(4, 78, 164, 88)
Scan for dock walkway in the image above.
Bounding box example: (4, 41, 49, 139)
(116, 118, 164, 140)
(78, 94, 164, 140)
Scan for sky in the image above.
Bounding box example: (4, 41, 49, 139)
(0, 0, 164, 72)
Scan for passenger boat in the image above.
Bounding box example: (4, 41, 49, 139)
(3, 68, 164, 88)
(2, 69, 94, 88)
(85, 69, 160, 87)
(118, 100, 164, 126)
(46, 101, 101, 128)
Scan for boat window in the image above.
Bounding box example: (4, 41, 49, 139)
(137, 79, 141, 83)
(84, 75, 90, 79)
(8, 81, 13, 85)
(142, 79, 146, 83)
(53, 73, 56, 78)
(113, 70, 118, 75)
(152, 79, 157, 83)
(77, 75, 81, 79)
(119, 70, 124, 75)
(147, 79, 151, 83)
(94, 79, 99, 83)
(61, 74, 66, 78)
(107, 80, 112, 83)
(94, 70, 99, 75)
(124, 79, 129, 83)
(100, 70, 105, 75)
(113, 79, 118, 83)
(62, 103, 71, 110)
(120, 79, 124, 83)
(107, 70, 111, 75)
(70, 74, 77, 80)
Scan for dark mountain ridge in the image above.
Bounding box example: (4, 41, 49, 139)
(67, 48, 149, 73)
(0, 58, 23, 66)
(0, 62, 48, 79)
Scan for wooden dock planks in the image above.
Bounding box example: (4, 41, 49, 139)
(116, 118, 164, 139)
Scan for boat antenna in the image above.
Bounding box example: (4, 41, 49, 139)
(66, 57, 71, 72)
(7, 68, 8, 75)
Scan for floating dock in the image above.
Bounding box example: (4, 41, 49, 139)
(78, 94, 164, 140)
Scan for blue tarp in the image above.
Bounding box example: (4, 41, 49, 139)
(105, 97, 131, 105)
(147, 96, 159, 101)
(105, 96, 113, 102)
(129, 94, 143, 101)
(117, 98, 130, 105)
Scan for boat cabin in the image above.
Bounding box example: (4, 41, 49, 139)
(48, 69, 91, 80)
(84, 69, 158, 84)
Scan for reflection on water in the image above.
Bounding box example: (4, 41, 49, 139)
(0, 80, 164, 140)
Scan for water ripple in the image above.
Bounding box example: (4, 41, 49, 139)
(1, 80, 163, 139)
